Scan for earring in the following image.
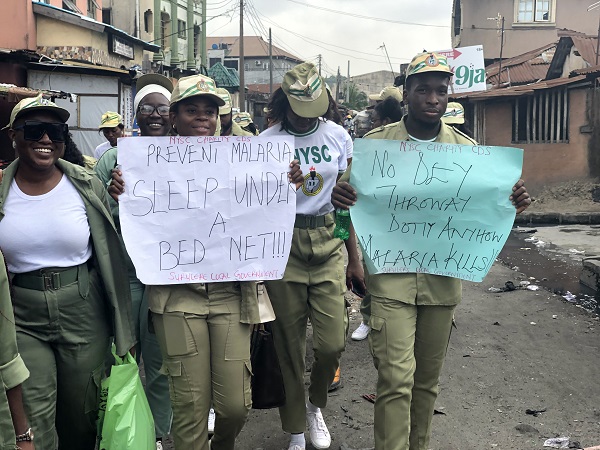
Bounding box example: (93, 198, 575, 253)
(12, 141, 16, 149)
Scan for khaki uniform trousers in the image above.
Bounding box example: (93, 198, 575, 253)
(266, 218, 347, 433)
(12, 265, 111, 450)
(149, 282, 251, 450)
(369, 296, 455, 450)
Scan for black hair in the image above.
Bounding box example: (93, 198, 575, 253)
(374, 97, 403, 124)
(61, 131, 85, 167)
(267, 88, 292, 132)
(394, 74, 405, 87)
(324, 92, 343, 125)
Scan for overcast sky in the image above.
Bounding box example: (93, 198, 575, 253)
(207, 0, 454, 78)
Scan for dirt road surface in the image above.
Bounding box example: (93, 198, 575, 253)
(230, 261, 600, 450)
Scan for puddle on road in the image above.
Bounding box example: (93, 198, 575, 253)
(498, 229, 599, 313)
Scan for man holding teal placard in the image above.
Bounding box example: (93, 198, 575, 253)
(333, 51, 531, 450)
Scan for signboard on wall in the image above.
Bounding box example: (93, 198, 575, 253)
(436, 45, 486, 94)
(112, 35, 134, 59)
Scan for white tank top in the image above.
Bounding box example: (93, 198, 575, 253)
(0, 174, 92, 273)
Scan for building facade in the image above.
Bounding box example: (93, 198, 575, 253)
(452, 0, 599, 60)
(103, 0, 207, 76)
(0, 0, 159, 157)
(206, 36, 303, 85)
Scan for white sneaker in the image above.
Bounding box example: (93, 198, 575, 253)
(208, 408, 215, 434)
(156, 441, 163, 450)
(306, 408, 331, 449)
(351, 323, 370, 341)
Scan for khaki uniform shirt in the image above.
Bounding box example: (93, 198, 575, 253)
(351, 118, 476, 306)
(231, 121, 254, 137)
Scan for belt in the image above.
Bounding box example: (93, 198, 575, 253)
(12, 264, 83, 291)
(294, 214, 331, 229)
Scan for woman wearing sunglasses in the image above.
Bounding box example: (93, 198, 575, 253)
(95, 74, 174, 450)
(0, 95, 135, 449)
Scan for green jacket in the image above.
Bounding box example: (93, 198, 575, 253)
(0, 250, 29, 450)
(0, 159, 136, 356)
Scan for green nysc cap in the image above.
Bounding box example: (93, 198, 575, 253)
(170, 74, 225, 107)
(4, 94, 70, 130)
(281, 62, 329, 118)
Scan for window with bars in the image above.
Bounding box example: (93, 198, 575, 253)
(62, 0, 82, 14)
(160, 12, 170, 49)
(512, 88, 569, 144)
(87, 0, 100, 19)
(516, 0, 552, 23)
(144, 10, 153, 33)
(193, 25, 200, 58)
(177, 20, 187, 39)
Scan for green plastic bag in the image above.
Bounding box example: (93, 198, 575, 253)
(98, 345, 155, 450)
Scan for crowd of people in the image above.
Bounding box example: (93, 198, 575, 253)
(0, 51, 530, 450)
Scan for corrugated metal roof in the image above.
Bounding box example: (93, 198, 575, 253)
(571, 36, 599, 65)
(572, 63, 600, 75)
(207, 36, 302, 62)
(451, 75, 587, 101)
(486, 43, 556, 86)
(246, 83, 281, 94)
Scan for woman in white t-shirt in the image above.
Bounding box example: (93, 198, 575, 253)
(260, 63, 365, 450)
(0, 96, 134, 449)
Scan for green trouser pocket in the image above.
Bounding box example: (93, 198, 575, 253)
(368, 316, 386, 364)
(84, 362, 105, 427)
(161, 313, 198, 357)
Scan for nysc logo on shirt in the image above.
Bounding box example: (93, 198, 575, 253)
(294, 145, 332, 165)
(302, 166, 324, 196)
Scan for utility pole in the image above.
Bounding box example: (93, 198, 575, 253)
(335, 66, 341, 103)
(269, 28, 273, 96)
(379, 43, 396, 78)
(499, 15, 505, 84)
(346, 60, 350, 107)
(201, 0, 207, 69)
(588, 2, 600, 64)
(488, 13, 505, 85)
(239, 0, 245, 112)
(317, 54, 322, 76)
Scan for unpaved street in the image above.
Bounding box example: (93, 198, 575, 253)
(233, 261, 600, 450)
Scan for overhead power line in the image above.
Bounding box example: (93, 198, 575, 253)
(249, 5, 407, 66)
(286, 0, 450, 28)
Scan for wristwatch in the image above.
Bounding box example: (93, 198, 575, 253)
(15, 428, 34, 442)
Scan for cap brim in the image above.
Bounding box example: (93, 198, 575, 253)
(287, 89, 329, 118)
(14, 106, 70, 126)
(136, 73, 174, 93)
(173, 92, 226, 107)
(368, 93, 382, 100)
(99, 121, 123, 129)
(219, 105, 232, 115)
(406, 68, 454, 79)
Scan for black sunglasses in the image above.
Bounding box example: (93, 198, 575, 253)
(12, 120, 68, 143)
(138, 104, 170, 116)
